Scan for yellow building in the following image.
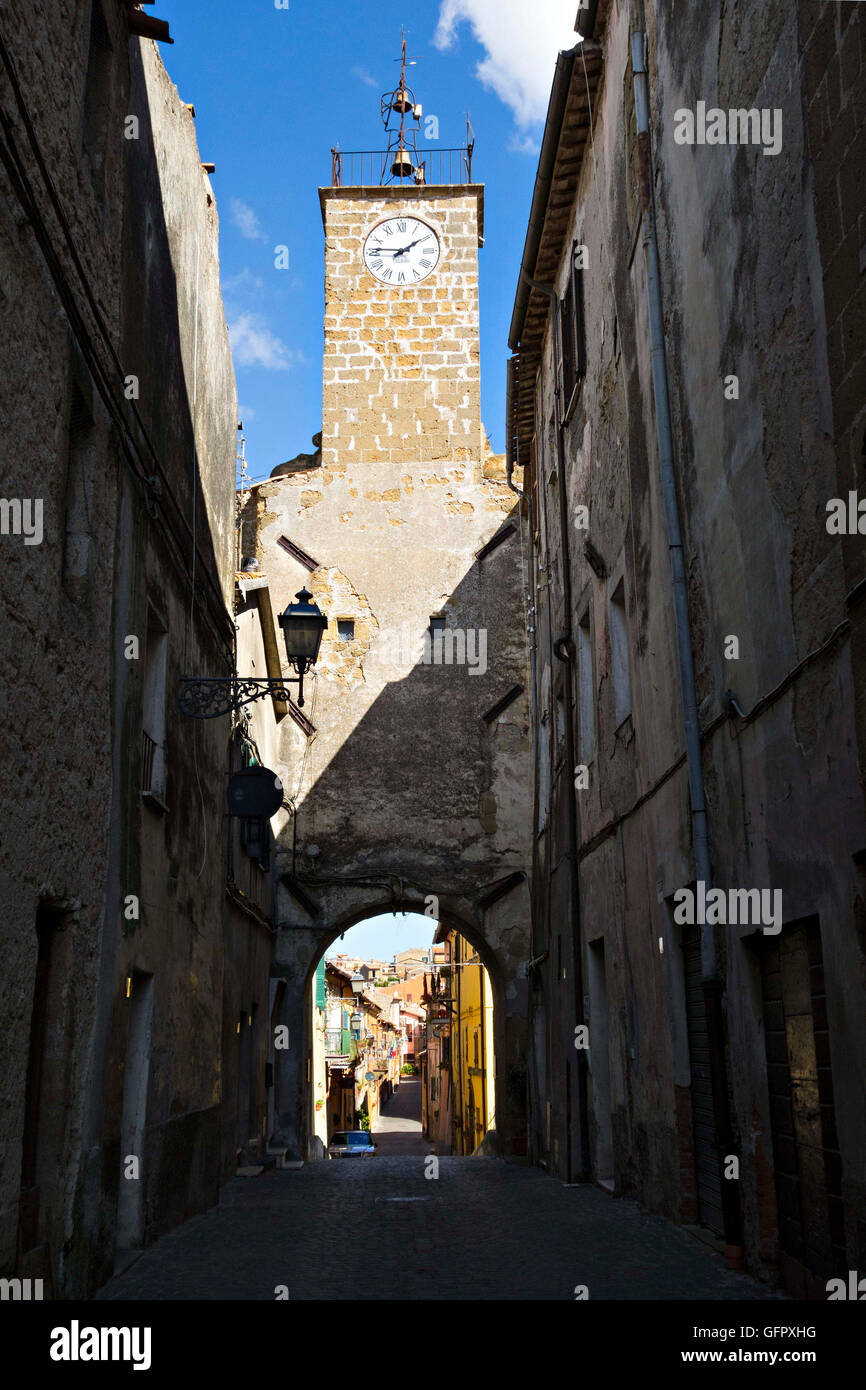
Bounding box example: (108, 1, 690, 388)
(436, 927, 495, 1155)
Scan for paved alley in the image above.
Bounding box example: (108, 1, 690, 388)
(371, 1076, 427, 1155)
(95, 1157, 780, 1301)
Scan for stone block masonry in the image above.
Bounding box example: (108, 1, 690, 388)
(320, 188, 484, 472)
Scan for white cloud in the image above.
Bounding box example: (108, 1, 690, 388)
(229, 197, 268, 242)
(238, 404, 256, 422)
(352, 65, 379, 88)
(507, 132, 541, 156)
(222, 267, 265, 299)
(434, 0, 579, 129)
(229, 313, 300, 371)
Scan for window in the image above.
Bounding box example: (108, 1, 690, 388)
(609, 579, 631, 727)
(141, 607, 168, 803)
(558, 240, 587, 412)
(577, 608, 596, 761)
(473, 1029, 479, 1068)
(337, 618, 355, 642)
(429, 615, 446, 636)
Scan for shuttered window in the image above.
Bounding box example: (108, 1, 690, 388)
(558, 242, 587, 410)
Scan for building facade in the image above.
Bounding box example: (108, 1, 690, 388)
(0, 6, 273, 1297)
(508, 0, 866, 1294)
(423, 927, 495, 1155)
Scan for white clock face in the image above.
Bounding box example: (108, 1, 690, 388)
(363, 217, 441, 285)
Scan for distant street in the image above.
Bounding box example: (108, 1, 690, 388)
(372, 1077, 428, 1156)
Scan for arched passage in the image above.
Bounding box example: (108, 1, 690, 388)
(268, 886, 530, 1165)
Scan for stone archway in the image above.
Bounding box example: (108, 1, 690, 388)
(269, 883, 530, 1163)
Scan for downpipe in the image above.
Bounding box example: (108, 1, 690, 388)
(630, 25, 743, 1261)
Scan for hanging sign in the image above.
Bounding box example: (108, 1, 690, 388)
(227, 767, 283, 818)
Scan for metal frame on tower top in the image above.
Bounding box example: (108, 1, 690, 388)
(330, 32, 474, 189)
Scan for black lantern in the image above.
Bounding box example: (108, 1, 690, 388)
(278, 588, 328, 707)
(177, 585, 328, 719)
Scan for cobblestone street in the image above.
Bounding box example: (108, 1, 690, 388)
(96, 1154, 780, 1301)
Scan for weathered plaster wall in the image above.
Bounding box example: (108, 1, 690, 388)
(0, 8, 248, 1297)
(650, 0, 866, 1280)
(524, 0, 866, 1286)
(0, 0, 131, 1294)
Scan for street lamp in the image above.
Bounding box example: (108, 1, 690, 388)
(350, 972, 365, 997)
(178, 587, 328, 718)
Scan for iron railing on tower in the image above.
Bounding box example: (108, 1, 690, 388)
(330, 145, 474, 188)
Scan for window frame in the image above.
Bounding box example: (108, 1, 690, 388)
(559, 240, 587, 422)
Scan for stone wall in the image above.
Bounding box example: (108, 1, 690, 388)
(322, 188, 483, 469)
(0, 6, 252, 1297)
(517, 0, 866, 1290)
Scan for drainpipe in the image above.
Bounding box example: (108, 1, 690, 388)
(519, 266, 591, 1182)
(630, 24, 743, 1261)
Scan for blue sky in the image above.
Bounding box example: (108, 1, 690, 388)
(161, 1, 580, 483)
(326, 911, 435, 963)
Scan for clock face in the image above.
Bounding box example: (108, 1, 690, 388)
(363, 217, 441, 285)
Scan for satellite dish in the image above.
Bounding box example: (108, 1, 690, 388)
(227, 766, 283, 819)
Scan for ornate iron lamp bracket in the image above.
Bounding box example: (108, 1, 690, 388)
(177, 674, 307, 719)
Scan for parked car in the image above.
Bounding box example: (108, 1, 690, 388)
(328, 1130, 377, 1157)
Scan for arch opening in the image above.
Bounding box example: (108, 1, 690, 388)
(298, 909, 501, 1162)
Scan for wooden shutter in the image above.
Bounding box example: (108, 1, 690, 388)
(574, 262, 587, 380)
(561, 277, 576, 394)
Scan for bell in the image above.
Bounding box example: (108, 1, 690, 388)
(391, 91, 413, 115)
(391, 148, 415, 178)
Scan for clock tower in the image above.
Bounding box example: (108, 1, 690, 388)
(247, 38, 532, 1167)
(320, 188, 483, 476)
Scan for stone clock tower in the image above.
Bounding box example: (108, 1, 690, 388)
(243, 48, 532, 1165)
(320, 181, 484, 472)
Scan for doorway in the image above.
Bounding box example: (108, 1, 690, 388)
(19, 902, 74, 1284)
(681, 925, 724, 1236)
(587, 938, 613, 1184)
(757, 917, 844, 1297)
(115, 971, 154, 1264)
